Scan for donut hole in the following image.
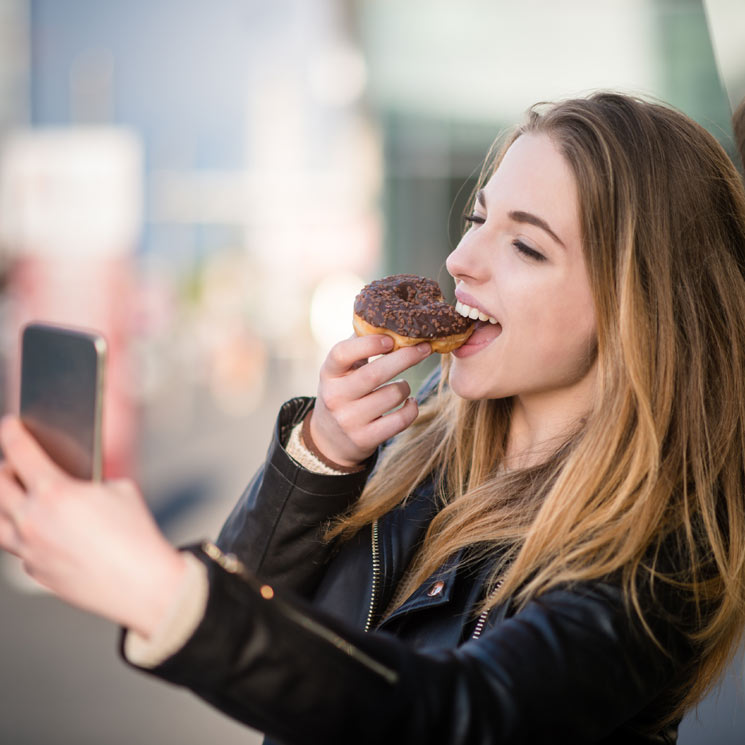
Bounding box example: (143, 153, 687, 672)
(395, 282, 418, 304)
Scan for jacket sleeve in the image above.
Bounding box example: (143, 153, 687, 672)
(214, 364, 440, 597)
(121, 541, 692, 745)
(214, 396, 376, 596)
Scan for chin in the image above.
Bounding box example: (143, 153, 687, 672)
(448, 367, 492, 401)
(448, 358, 517, 402)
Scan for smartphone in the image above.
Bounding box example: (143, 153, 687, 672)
(19, 322, 107, 481)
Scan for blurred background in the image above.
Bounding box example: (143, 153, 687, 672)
(0, 1, 743, 743)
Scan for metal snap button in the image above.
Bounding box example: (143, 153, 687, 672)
(427, 580, 445, 597)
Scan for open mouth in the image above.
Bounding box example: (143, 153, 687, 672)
(453, 301, 502, 356)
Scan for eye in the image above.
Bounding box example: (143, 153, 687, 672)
(513, 239, 546, 262)
(464, 213, 486, 228)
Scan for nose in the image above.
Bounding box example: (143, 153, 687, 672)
(446, 229, 488, 284)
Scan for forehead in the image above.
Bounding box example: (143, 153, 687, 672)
(482, 133, 581, 244)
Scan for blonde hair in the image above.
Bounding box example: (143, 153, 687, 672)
(329, 93, 745, 721)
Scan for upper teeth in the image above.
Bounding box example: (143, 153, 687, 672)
(456, 300, 498, 324)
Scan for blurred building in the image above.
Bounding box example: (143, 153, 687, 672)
(354, 0, 734, 283)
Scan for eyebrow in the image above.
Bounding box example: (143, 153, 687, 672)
(476, 190, 566, 249)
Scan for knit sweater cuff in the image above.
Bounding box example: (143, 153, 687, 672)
(285, 413, 362, 476)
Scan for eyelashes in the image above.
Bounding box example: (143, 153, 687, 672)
(463, 214, 547, 263)
(512, 239, 546, 262)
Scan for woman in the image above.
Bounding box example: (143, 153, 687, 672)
(1, 92, 745, 744)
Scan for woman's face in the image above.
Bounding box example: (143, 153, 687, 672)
(446, 133, 597, 403)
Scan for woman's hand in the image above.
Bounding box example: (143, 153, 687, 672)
(0, 416, 187, 639)
(310, 334, 432, 467)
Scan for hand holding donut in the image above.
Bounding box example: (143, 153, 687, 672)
(311, 274, 473, 467)
(310, 334, 432, 468)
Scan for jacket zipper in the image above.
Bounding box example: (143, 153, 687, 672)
(363, 522, 505, 640)
(471, 575, 506, 640)
(364, 519, 381, 632)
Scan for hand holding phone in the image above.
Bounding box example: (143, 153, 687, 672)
(2, 323, 188, 635)
(0, 416, 187, 636)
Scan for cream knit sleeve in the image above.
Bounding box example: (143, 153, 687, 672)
(285, 420, 349, 475)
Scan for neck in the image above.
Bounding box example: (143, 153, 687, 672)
(504, 365, 597, 470)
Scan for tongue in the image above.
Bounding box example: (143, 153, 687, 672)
(467, 321, 502, 345)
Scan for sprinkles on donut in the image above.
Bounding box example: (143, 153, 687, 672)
(353, 274, 476, 353)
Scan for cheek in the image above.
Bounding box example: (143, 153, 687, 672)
(519, 284, 596, 363)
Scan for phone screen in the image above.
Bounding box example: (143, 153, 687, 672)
(19, 323, 107, 481)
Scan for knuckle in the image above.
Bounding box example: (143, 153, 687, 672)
(317, 365, 333, 389)
(111, 478, 138, 500)
(22, 560, 40, 581)
(35, 474, 61, 498)
(317, 380, 336, 407)
(347, 431, 368, 452)
(378, 382, 407, 409)
(356, 364, 379, 390)
(322, 389, 344, 412)
(391, 401, 416, 429)
(327, 341, 348, 367)
(388, 381, 410, 403)
(316, 379, 330, 401)
(334, 408, 355, 433)
(16, 513, 35, 542)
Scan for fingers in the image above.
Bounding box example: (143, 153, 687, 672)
(0, 416, 65, 493)
(311, 334, 432, 465)
(323, 378, 412, 450)
(349, 343, 431, 399)
(324, 334, 394, 376)
(345, 396, 420, 454)
(0, 462, 26, 522)
(367, 395, 420, 442)
(344, 378, 412, 424)
(323, 340, 431, 404)
(312, 381, 420, 466)
(0, 462, 27, 556)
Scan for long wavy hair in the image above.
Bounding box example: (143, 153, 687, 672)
(329, 93, 745, 720)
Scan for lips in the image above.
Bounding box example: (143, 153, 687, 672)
(451, 294, 502, 357)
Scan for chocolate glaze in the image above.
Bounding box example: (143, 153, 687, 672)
(354, 274, 474, 338)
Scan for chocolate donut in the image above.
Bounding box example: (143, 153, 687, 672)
(353, 274, 475, 353)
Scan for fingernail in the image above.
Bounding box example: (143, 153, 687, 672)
(417, 342, 431, 354)
(381, 335, 394, 350)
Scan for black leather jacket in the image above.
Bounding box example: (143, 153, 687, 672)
(122, 394, 694, 745)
